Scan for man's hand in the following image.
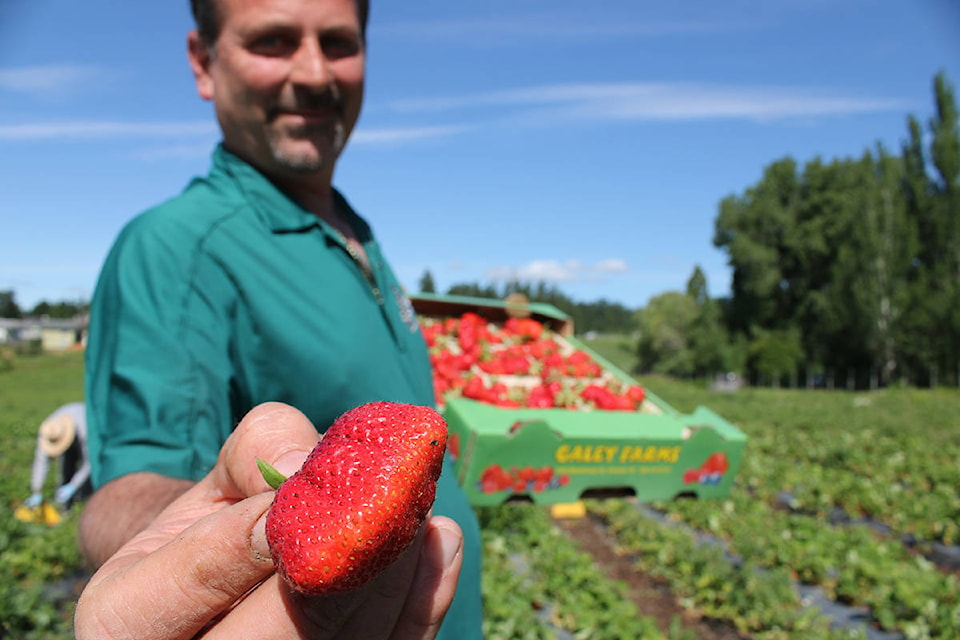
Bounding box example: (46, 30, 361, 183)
(73, 403, 464, 640)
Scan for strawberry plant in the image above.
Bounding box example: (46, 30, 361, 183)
(589, 498, 866, 640)
(5, 347, 960, 640)
(621, 375, 960, 639)
(0, 511, 81, 639)
(478, 504, 674, 640)
(1, 351, 85, 639)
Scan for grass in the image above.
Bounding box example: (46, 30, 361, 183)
(629, 374, 960, 638)
(3, 347, 958, 638)
(576, 332, 639, 374)
(0, 350, 85, 639)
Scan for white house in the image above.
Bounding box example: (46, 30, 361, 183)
(0, 316, 87, 351)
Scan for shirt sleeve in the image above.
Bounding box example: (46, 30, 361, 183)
(66, 403, 92, 489)
(85, 210, 239, 488)
(30, 435, 50, 493)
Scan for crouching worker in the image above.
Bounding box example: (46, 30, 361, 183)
(23, 402, 91, 511)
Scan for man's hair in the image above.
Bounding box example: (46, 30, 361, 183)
(189, 0, 369, 46)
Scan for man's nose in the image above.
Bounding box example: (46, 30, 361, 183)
(289, 39, 330, 87)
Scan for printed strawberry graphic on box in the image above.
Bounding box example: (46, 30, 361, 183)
(477, 462, 571, 496)
(448, 431, 461, 461)
(683, 452, 730, 486)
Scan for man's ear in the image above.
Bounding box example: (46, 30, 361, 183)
(187, 30, 215, 101)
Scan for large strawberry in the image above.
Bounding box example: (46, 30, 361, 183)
(258, 402, 447, 595)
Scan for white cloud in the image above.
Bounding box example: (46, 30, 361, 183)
(0, 120, 465, 146)
(0, 120, 218, 141)
(485, 258, 630, 284)
(132, 143, 219, 162)
(443, 261, 468, 272)
(1, 81, 907, 146)
(351, 124, 472, 145)
(595, 258, 629, 274)
(0, 64, 108, 97)
(387, 82, 910, 124)
(374, 17, 753, 43)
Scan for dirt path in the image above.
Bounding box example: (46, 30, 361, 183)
(554, 513, 749, 640)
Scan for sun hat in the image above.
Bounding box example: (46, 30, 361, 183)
(39, 414, 76, 457)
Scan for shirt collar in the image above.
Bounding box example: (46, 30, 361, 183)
(210, 144, 369, 238)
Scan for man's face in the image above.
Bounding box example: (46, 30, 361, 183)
(188, 0, 365, 181)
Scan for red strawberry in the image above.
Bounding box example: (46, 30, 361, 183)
(701, 452, 729, 474)
(626, 384, 646, 406)
(534, 466, 554, 483)
(259, 402, 447, 595)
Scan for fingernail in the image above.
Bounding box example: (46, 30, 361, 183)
(434, 523, 463, 570)
(252, 511, 272, 562)
(271, 450, 310, 479)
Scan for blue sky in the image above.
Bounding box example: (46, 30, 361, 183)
(1, 0, 958, 311)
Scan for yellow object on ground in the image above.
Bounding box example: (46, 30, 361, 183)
(549, 501, 587, 519)
(13, 502, 62, 526)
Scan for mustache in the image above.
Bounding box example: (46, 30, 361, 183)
(269, 86, 344, 119)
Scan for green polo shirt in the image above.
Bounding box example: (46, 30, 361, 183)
(85, 145, 483, 638)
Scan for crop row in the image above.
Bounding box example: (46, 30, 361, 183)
(602, 378, 960, 639)
(736, 409, 960, 546)
(642, 489, 959, 639)
(477, 504, 693, 640)
(587, 498, 869, 640)
(641, 379, 960, 550)
(0, 506, 83, 638)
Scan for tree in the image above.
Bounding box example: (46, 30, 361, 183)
(869, 144, 914, 385)
(0, 290, 22, 319)
(748, 327, 804, 387)
(685, 267, 733, 376)
(635, 291, 698, 377)
(899, 114, 940, 384)
(898, 71, 960, 385)
(686, 266, 708, 306)
(928, 71, 960, 385)
(714, 157, 801, 336)
(30, 299, 87, 318)
(712, 83, 954, 388)
(418, 270, 436, 294)
(930, 71, 960, 201)
(804, 152, 907, 387)
(446, 282, 499, 299)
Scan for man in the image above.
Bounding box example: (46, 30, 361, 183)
(73, 0, 483, 638)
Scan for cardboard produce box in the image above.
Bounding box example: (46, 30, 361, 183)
(411, 293, 747, 507)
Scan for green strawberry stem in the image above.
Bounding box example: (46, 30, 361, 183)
(257, 457, 288, 490)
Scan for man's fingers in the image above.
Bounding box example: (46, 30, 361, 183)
(215, 402, 320, 498)
(202, 574, 367, 640)
(75, 493, 276, 640)
(389, 516, 464, 640)
(213, 518, 438, 640)
(76, 402, 464, 640)
(319, 519, 430, 639)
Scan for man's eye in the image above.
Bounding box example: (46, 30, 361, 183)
(322, 35, 360, 59)
(249, 35, 294, 56)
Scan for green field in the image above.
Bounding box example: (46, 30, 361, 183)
(2, 351, 958, 638)
(577, 332, 640, 375)
(0, 351, 85, 639)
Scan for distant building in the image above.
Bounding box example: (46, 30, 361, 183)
(0, 315, 87, 351)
